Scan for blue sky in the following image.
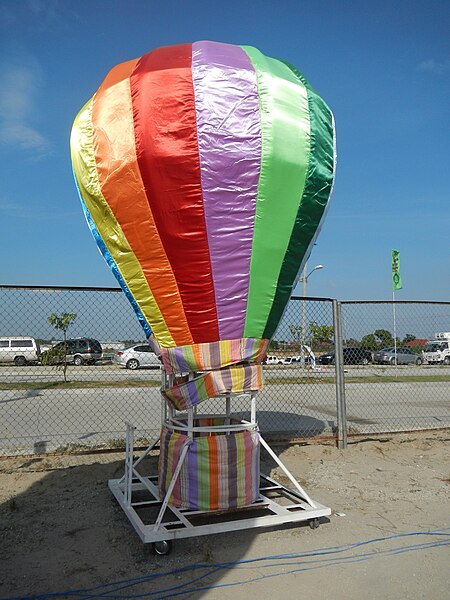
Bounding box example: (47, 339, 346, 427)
(1, 0, 449, 301)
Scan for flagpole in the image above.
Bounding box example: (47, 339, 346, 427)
(391, 249, 402, 370)
(392, 289, 398, 368)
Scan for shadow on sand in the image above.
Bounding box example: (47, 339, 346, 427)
(0, 411, 332, 599)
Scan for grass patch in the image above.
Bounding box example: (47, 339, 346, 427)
(1, 375, 450, 391)
(265, 375, 450, 385)
(0, 380, 161, 390)
(348, 375, 450, 383)
(340, 375, 450, 384)
(266, 376, 336, 385)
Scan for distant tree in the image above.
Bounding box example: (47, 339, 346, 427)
(309, 323, 334, 346)
(41, 313, 77, 382)
(361, 329, 394, 351)
(374, 329, 394, 348)
(361, 333, 377, 350)
(122, 339, 138, 348)
(403, 334, 416, 344)
(289, 325, 303, 342)
(344, 338, 361, 347)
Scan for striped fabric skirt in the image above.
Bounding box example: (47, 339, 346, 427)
(159, 420, 260, 511)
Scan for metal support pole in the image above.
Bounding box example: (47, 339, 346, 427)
(225, 395, 231, 428)
(259, 435, 317, 507)
(154, 442, 190, 531)
(301, 264, 308, 366)
(392, 292, 398, 369)
(250, 393, 256, 425)
(124, 423, 135, 507)
(333, 300, 347, 449)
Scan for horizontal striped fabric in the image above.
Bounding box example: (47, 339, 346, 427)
(163, 364, 263, 411)
(160, 337, 269, 374)
(159, 422, 260, 511)
(71, 40, 336, 349)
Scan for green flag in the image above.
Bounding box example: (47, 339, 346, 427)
(392, 249, 402, 291)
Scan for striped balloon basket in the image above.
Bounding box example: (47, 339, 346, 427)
(158, 418, 260, 511)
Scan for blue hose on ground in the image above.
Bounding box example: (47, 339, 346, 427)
(4, 529, 449, 600)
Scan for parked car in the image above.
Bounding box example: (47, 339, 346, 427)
(282, 355, 313, 365)
(40, 338, 102, 366)
(264, 355, 284, 365)
(282, 356, 296, 365)
(115, 344, 161, 370)
(0, 337, 41, 366)
(317, 347, 372, 365)
(374, 347, 423, 365)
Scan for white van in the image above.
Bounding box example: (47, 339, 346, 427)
(0, 337, 41, 366)
(422, 332, 450, 365)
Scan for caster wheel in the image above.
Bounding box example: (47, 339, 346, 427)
(153, 540, 172, 556)
(309, 518, 320, 529)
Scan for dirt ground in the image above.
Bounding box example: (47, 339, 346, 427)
(1, 430, 449, 600)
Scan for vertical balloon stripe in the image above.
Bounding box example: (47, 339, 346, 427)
(70, 101, 175, 346)
(92, 65, 193, 347)
(130, 44, 219, 343)
(208, 435, 219, 510)
(240, 46, 311, 339)
(186, 439, 199, 509)
(243, 429, 253, 501)
(191, 41, 261, 340)
(197, 439, 210, 509)
(95, 57, 140, 89)
(264, 64, 335, 338)
(77, 189, 151, 338)
(227, 433, 238, 508)
(235, 429, 246, 503)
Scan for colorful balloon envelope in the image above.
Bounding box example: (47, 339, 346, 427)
(70, 41, 336, 353)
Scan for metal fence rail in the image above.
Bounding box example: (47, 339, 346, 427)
(0, 286, 449, 456)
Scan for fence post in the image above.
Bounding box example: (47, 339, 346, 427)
(333, 299, 347, 449)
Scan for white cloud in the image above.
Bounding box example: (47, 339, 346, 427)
(417, 59, 450, 75)
(0, 196, 79, 221)
(0, 0, 62, 30)
(0, 198, 33, 219)
(1, 122, 51, 153)
(1, 0, 79, 38)
(0, 199, 24, 213)
(0, 57, 52, 157)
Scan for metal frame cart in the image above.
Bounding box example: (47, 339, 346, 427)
(108, 368, 331, 555)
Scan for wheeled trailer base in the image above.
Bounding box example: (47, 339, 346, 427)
(108, 423, 331, 552)
(108, 473, 330, 548)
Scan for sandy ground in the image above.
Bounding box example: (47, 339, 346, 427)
(0, 430, 449, 600)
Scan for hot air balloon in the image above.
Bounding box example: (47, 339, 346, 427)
(71, 41, 335, 520)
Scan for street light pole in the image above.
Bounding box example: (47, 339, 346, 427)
(299, 263, 324, 365)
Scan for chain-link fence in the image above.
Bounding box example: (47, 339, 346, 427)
(0, 285, 159, 456)
(340, 301, 450, 436)
(257, 296, 338, 441)
(1, 286, 449, 456)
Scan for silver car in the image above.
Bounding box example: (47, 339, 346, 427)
(374, 347, 423, 365)
(115, 344, 161, 370)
